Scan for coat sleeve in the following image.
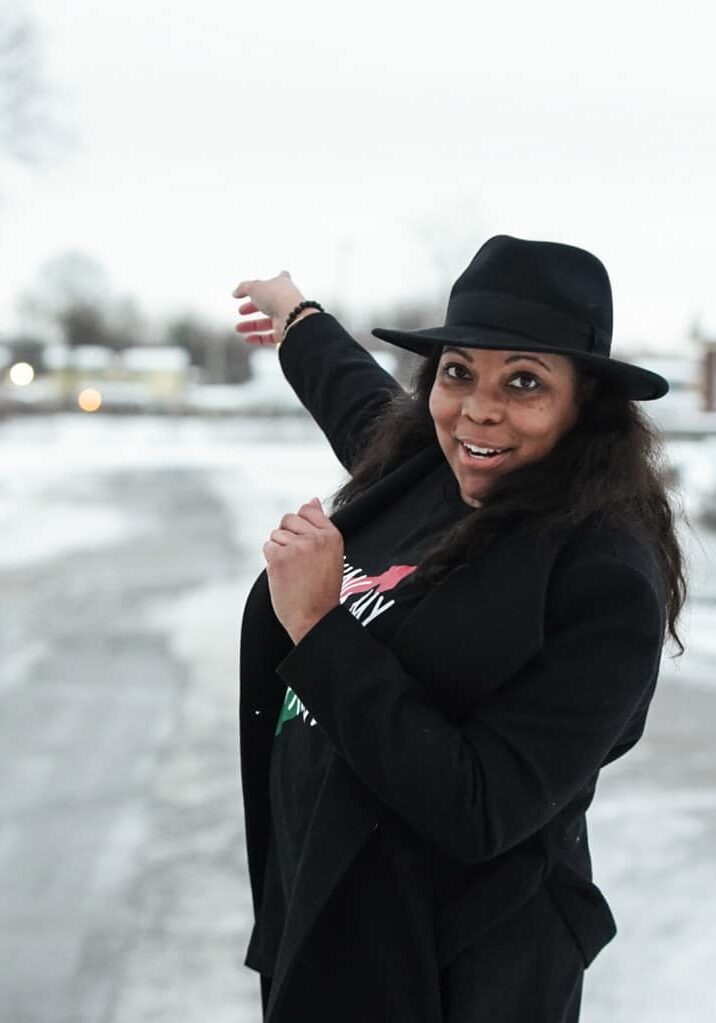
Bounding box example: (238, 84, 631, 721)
(277, 311, 405, 472)
(274, 553, 665, 864)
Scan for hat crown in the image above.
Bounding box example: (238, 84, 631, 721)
(370, 233, 669, 400)
(447, 235, 613, 350)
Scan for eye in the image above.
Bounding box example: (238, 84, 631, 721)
(441, 362, 470, 381)
(508, 372, 541, 392)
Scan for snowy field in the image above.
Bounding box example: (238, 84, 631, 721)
(0, 413, 714, 1022)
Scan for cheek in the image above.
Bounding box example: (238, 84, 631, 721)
(514, 398, 571, 446)
(554, 392, 580, 435)
(428, 386, 446, 426)
(538, 395, 578, 443)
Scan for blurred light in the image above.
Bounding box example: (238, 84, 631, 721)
(9, 362, 35, 386)
(78, 388, 103, 412)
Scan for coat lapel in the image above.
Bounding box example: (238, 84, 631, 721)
(328, 443, 445, 535)
(265, 757, 382, 1020)
(261, 447, 445, 1019)
(239, 448, 441, 904)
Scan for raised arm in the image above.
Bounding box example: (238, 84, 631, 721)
(277, 311, 403, 472)
(233, 272, 404, 472)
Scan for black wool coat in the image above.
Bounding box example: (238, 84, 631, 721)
(239, 313, 667, 1023)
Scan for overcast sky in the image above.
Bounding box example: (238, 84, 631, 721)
(1, 0, 715, 353)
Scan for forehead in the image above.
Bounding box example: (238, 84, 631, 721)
(441, 345, 573, 374)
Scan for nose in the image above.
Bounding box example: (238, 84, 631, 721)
(461, 383, 505, 424)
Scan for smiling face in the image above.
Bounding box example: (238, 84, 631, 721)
(428, 346, 580, 507)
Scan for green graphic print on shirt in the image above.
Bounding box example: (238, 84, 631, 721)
(274, 556, 417, 736)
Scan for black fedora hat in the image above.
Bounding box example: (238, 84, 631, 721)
(371, 235, 669, 401)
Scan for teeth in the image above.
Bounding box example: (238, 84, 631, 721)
(462, 442, 504, 455)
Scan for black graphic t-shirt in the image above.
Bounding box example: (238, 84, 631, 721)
(245, 458, 472, 976)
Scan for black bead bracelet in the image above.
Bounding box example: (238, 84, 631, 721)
(283, 300, 325, 336)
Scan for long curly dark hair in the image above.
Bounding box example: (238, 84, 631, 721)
(330, 348, 688, 656)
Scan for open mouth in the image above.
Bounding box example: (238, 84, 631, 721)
(459, 441, 513, 460)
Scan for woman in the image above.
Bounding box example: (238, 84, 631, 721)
(233, 235, 686, 1022)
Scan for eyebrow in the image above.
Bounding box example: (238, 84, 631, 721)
(442, 346, 553, 373)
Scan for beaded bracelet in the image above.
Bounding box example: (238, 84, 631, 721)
(281, 300, 325, 343)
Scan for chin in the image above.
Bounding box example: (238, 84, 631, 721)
(458, 481, 488, 506)
(462, 492, 483, 508)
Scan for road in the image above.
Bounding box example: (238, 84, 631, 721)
(1, 415, 714, 1022)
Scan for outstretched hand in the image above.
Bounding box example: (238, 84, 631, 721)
(263, 497, 345, 644)
(232, 270, 305, 346)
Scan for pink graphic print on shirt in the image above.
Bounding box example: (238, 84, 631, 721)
(274, 556, 417, 735)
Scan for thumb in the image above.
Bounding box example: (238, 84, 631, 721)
(309, 496, 322, 508)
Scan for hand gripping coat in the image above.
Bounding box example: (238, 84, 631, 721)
(238, 313, 667, 1022)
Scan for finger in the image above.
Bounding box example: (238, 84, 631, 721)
(235, 328, 278, 345)
(236, 315, 273, 333)
(268, 527, 305, 545)
(232, 280, 255, 298)
(263, 539, 280, 561)
(296, 501, 331, 527)
(237, 300, 259, 314)
(278, 513, 315, 535)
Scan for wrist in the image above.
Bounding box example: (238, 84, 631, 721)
(288, 616, 319, 646)
(277, 303, 324, 348)
(287, 307, 321, 331)
(288, 604, 339, 645)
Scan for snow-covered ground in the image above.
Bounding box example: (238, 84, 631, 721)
(0, 414, 714, 1022)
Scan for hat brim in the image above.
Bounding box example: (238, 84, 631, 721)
(371, 324, 669, 401)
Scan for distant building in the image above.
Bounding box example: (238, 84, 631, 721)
(704, 340, 716, 412)
(2, 342, 192, 412)
(218, 348, 304, 415)
(634, 354, 702, 414)
(596, 349, 716, 437)
(119, 347, 190, 401)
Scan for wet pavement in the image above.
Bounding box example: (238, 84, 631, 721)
(1, 463, 259, 1022)
(1, 416, 714, 1022)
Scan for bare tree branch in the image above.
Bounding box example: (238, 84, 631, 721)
(0, 4, 55, 165)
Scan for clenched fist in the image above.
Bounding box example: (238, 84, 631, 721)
(263, 497, 344, 644)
